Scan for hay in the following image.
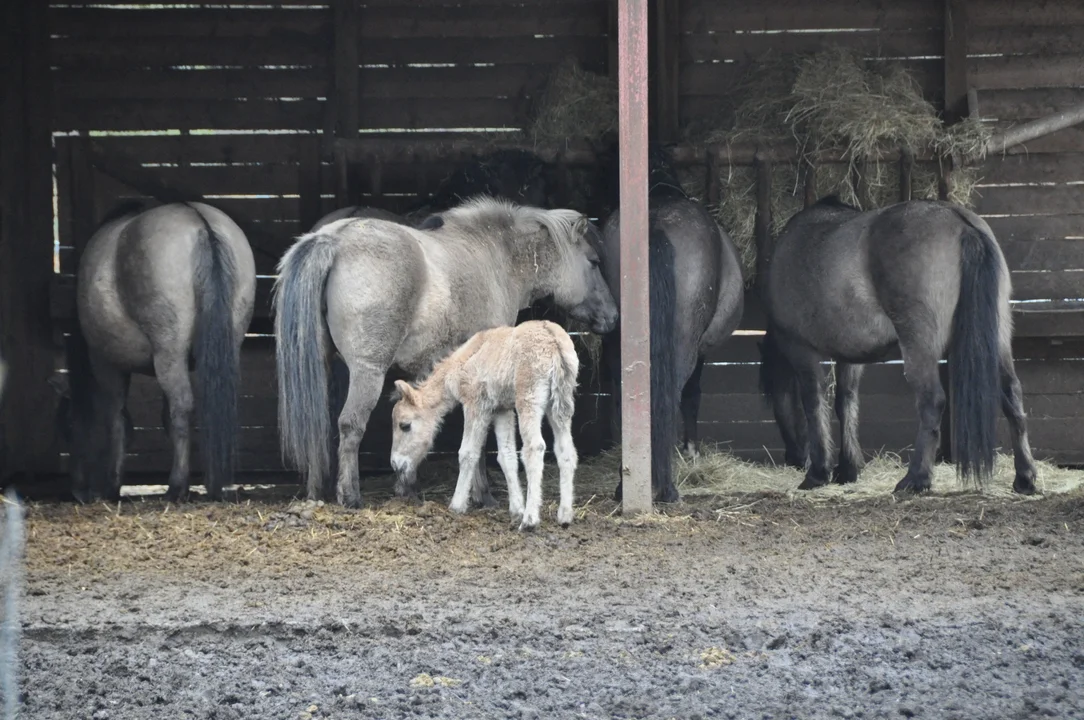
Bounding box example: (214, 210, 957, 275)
(528, 57, 618, 150)
(694, 46, 995, 281)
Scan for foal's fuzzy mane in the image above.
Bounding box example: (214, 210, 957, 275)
(440, 195, 587, 257)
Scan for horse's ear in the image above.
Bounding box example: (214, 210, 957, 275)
(392, 379, 416, 404)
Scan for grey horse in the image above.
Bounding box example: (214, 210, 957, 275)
(759, 195, 1037, 495)
(57, 201, 256, 502)
(598, 144, 745, 502)
(274, 196, 618, 508)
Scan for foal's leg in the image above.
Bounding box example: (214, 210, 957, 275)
(791, 351, 833, 490)
(999, 351, 1038, 494)
(336, 361, 386, 508)
(153, 353, 195, 501)
(832, 363, 866, 485)
(516, 403, 547, 531)
(894, 344, 945, 494)
(93, 359, 131, 502)
(448, 405, 493, 516)
(680, 358, 705, 459)
(547, 406, 578, 528)
(492, 410, 525, 522)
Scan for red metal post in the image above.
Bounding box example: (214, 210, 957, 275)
(618, 0, 652, 514)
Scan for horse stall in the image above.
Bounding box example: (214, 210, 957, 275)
(3, 1, 1084, 717)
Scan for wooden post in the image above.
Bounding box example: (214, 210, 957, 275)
(618, 0, 652, 515)
(705, 150, 721, 206)
(0, 0, 59, 479)
(332, 0, 360, 206)
(652, 0, 681, 144)
(898, 148, 913, 202)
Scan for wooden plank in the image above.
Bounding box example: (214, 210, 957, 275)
(986, 214, 1084, 241)
(333, 0, 359, 141)
(701, 362, 915, 396)
(1013, 308, 1084, 338)
(697, 392, 920, 425)
(680, 0, 940, 33)
(51, 37, 328, 70)
(970, 25, 1084, 56)
(1010, 271, 1084, 302)
(968, 2, 1084, 27)
(1011, 359, 1084, 394)
(53, 98, 523, 132)
(652, 0, 681, 143)
(977, 184, 1084, 217)
(358, 36, 608, 66)
(1000, 240, 1084, 271)
(699, 419, 921, 452)
(50, 6, 331, 38)
(54, 68, 328, 101)
(978, 152, 1084, 185)
(679, 29, 941, 62)
(971, 54, 1084, 91)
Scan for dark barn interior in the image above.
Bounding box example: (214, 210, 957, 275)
(2, 0, 1084, 488)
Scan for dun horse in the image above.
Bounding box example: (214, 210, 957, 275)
(760, 196, 1037, 495)
(598, 144, 745, 502)
(57, 201, 256, 502)
(274, 196, 617, 508)
(390, 320, 580, 531)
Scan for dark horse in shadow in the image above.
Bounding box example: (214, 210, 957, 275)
(53, 201, 256, 502)
(759, 195, 1038, 495)
(597, 144, 745, 503)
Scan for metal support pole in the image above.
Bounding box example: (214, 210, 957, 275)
(618, 0, 652, 515)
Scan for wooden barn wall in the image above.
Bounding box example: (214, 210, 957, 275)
(42, 0, 1084, 483)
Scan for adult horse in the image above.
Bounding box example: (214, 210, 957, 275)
(274, 196, 618, 508)
(598, 144, 745, 502)
(59, 201, 256, 502)
(759, 195, 1037, 495)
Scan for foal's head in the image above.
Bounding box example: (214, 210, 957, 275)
(389, 379, 446, 484)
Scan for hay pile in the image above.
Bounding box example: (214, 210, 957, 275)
(528, 56, 618, 151)
(698, 46, 992, 285)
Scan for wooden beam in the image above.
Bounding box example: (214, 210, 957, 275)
(652, 0, 681, 143)
(69, 136, 98, 263)
(987, 101, 1084, 156)
(753, 153, 773, 294)
(298, 134, 322, 233)
(618, 0, 652, 516)
(333, 0, 360, 140)
(943, 0, 970, 125)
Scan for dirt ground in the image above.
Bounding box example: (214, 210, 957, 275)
(10, 467, 1084, 720)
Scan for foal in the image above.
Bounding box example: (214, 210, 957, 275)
(389, 320, 580, 531)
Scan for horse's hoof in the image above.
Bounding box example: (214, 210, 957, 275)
(164, 487, 189, 503)
(337, 494, 363, 510)
(656, 486, 680, 504)
(797, 467, 830, 490)
(831, 463, 860, 485)
(893, 473, 931, 494)
(613, 482, 623, 502)
(1014, 472, 1038, 495)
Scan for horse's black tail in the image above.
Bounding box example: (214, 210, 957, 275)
(650, 226, 678, 501)
(949, 224, 1003, 488)
(189, 204, 241, 500)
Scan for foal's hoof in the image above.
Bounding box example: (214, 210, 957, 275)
(1014, 472, 1038, 496)
(831, 463, 860, 485)
(557, 505, 574, 528)
(518, 518, 539, 533)
(894, 472, 931, 494)
(797, 468, 830, 490)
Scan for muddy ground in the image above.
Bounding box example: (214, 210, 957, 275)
(10, 476, 1084, 720)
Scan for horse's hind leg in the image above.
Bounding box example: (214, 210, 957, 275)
(492, 410, 524, 523)
(680, 357, 704, 459)
(336, 361, 386, 509)
(93, 360, 131, 501)
(999, 351, 1038, 494)
(547, 406, 577, 528)
(790, 349, 832, 490)
(895, 345, 945, 494)
(516, 404, 547, 531)
(155, 354, 195, 501)
(832, 363, 866, 485)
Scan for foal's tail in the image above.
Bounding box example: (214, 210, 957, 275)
(189, 204, 241, 499)
(650, 227, 679, 500)
(950, 220, 1004, 488)
(547, 322, 581, 423)
(272, 230, 339, 490)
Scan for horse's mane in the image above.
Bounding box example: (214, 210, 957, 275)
(440, 195, 586, 257)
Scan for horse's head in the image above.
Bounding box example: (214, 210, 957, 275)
(550, 215, 619, 335)
(388, 379, 443, 487)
